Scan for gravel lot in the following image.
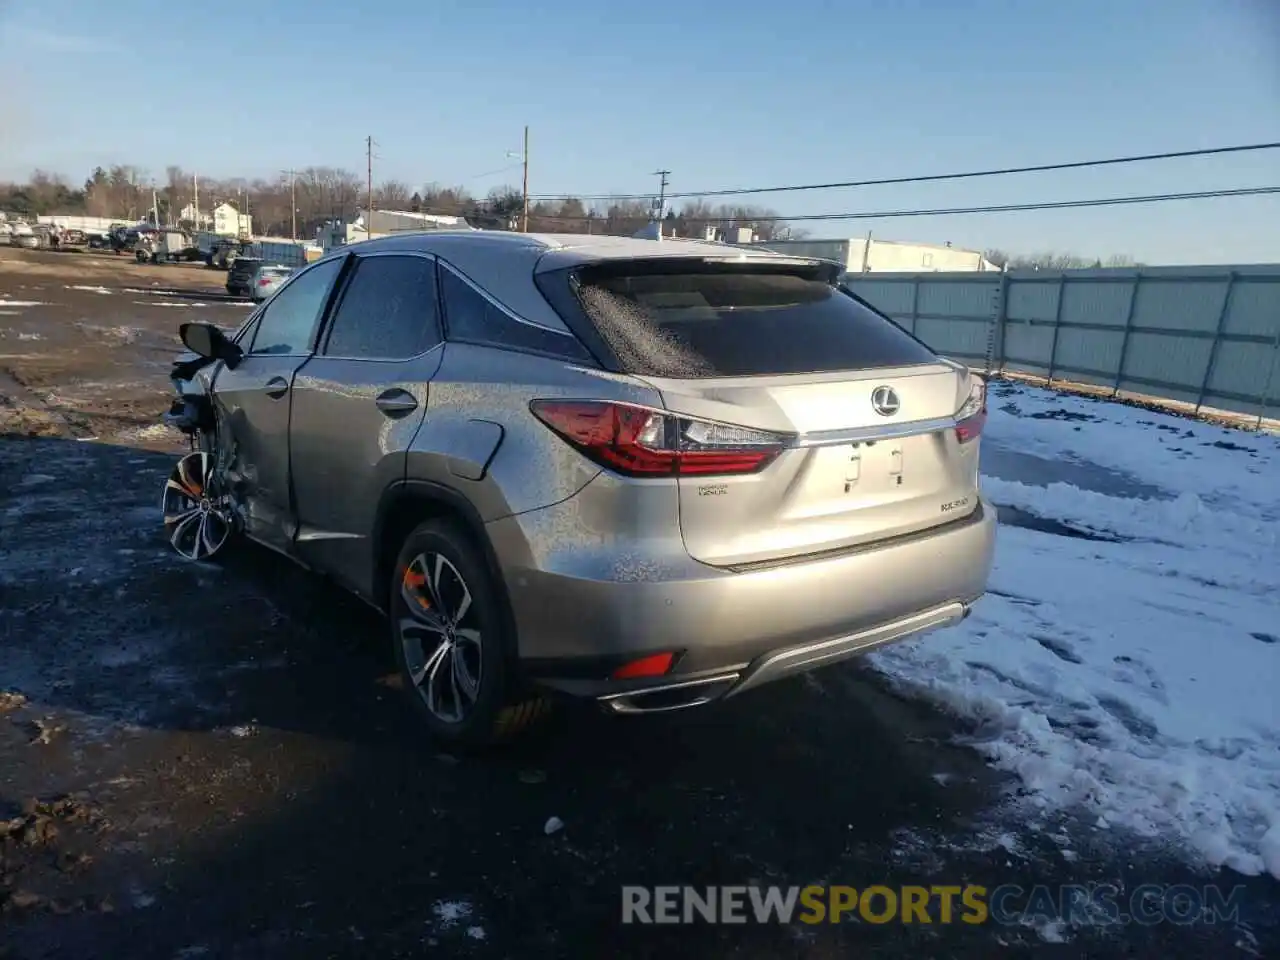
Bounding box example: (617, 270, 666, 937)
(1, 247, 1275, 958)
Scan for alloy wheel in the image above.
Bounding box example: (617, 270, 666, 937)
(398, 552, 484, 724)
(161, 451, 233, 561)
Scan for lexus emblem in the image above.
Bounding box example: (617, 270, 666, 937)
(870, 386, 900, 417)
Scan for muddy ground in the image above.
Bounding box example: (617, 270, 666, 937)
(0, 248, 1276, 958)
(0, 247, 253, 449)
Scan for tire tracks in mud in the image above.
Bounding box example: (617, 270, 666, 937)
(0, 366, 100, 441)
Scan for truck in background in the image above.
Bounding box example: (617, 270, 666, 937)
(239, 238, 323, 268)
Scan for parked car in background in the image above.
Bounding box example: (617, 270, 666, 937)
(163, 231, 995, 747)
(250, 264, 295, 302)
(225, 256, 264, 298)
(18, 226, 52, 249)
(51, 228, 88, 250)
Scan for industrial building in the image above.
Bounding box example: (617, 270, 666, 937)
(317, 209, 473, 250)
(750, 235, 1000, 273)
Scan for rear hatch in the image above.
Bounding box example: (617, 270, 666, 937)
(556, 259, 986, 568)
(229, 258, 262, 285)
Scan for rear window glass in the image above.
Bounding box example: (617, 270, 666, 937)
(571, 268, 937, 378)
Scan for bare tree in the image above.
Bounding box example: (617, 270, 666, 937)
(420, 183, 473, 216)
(374, 179, 412, 210)
(993, 250, 1141, 270)
(1, 166, 802, 241)
(165, 165, 186, 226)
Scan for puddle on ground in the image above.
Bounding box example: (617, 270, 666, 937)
(981, 441, 1170, 500)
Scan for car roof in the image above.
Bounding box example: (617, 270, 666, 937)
(324, 229, 815, 334)
(346, 229, 797, 267)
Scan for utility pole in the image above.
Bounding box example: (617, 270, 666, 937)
(366, 135, 374, 226)
(521, 125, 530, 233)
(652, 169, 670, 223)
(281, 170, 298, 241)
(192, 173, 199, 229)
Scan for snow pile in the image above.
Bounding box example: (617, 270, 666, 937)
(873, 384, 1280, 878)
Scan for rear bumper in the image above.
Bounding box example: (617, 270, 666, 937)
(597, 600, 972, 714)
(490, 496, 997, 705)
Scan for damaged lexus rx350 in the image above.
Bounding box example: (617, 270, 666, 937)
(161, 231, 996, 746)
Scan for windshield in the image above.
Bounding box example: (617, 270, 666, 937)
(567, 264, 938, 378)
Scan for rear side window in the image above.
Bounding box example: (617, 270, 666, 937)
(568, 266, 937, 378)
(439, 263, 594, 363)
(323, 255, 442, 360)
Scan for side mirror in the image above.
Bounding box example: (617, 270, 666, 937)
(180, 322, 243, 369)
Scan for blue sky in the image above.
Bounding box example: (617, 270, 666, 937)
(1, 0, 1277, 263)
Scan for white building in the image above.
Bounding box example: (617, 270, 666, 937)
(746, 236, 1001, 273)
(213, 203, 252, 237)
(176, 202, 251, 236)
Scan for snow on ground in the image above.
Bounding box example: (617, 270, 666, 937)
(872, 382, 1280, 879)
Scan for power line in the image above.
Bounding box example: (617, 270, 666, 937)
(457, 185, 1280, 224)
(466, 162, 525, 182)
(526, 141, 1280, 203)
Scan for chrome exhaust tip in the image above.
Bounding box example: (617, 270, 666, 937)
(598, 673, 740, 715)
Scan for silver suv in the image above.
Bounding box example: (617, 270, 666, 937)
(165, 231, 996, 746)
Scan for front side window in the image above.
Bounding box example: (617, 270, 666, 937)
(248, 257, 344, 356)
(323, 255, 442, 360)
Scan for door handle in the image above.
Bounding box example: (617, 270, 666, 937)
(263, 376, 290, 399)
(375, 389, 418, 416)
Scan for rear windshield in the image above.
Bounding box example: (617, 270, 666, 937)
(567, 265, 937, 378)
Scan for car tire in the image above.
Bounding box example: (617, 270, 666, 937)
(390, 519, 549, 748)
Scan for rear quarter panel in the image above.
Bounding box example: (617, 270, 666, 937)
(406, 344, 661, 522)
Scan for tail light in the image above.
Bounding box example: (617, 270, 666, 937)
(611, 651, 676, 680)
(529, 400, 788, 477)
(955, 378, 987, 443)
(258, 278, 271, 286)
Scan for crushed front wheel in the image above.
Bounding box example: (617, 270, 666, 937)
(161, 452, 234, 561)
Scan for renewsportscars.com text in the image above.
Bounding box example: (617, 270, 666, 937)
(621, 883, 1246, 927)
